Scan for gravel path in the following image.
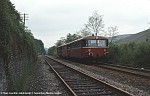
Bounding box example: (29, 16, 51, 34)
(25, 56, 69, 96)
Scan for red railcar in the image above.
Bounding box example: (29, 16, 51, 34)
(57, 36, 109, 62)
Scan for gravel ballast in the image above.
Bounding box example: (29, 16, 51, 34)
(25, 55, 150, 96)
(25, 56, 69, 96)
(51, 56, 150, 96)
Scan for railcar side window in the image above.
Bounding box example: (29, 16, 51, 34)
(70, 41, 81, 48)
(82, 40, 86, 47)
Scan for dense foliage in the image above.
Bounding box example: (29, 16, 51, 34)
(0, 0, 45, 91)
(48, 33, 81, 55)
(48, 46, 57, 56)
(0, 0, 45, 60)
(34, 39, 46, 55)
(109, 41, 150, 69)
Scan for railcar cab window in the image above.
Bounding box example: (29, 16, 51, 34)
(87, 40, 107, 47)
(97, 40, 107, 47)
(87, 40, 97, 47)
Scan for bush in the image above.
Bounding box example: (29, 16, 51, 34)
(134, 42, 150, 68)
(109, 42, 150, 69)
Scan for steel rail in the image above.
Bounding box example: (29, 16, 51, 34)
(101, 62, 150, 72)
(45, 55, 133, 96)
(97, 62, 150, 79)
(43, 57, 77, 96)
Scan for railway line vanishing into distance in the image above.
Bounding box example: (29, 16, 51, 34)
(44, 55, 133, 96)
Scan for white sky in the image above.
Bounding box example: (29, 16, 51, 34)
(10, 0, 150, 48)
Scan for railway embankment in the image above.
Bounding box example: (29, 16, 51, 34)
(0, 55, 35, 92)
(0, 58, 7, 92)
(0, 0, 45, 93)
(1, 55, 66, 95)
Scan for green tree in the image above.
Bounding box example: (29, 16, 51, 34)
(134, 42, 150, 68)
(55, 37, 66, 46)
(76, 28, 92, 37)
(109, 42, 150, 69)
(66, 33, 81, 43)
(48, 46, 57, 56)
(34, 39, 45, 55)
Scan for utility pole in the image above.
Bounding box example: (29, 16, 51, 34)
(21, 13, 28, 28)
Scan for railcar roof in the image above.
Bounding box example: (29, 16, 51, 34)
(58, 36, 108, 47)
(82, 36, 107, 40)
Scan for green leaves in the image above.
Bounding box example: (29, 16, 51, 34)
(109, 42, 150, 68)
(0, 0, 45, 92)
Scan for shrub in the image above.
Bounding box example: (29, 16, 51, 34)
(109, 42, 150, 69)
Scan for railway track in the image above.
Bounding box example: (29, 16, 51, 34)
(44, 56, 132, 96)
(97, 62, 150, 79)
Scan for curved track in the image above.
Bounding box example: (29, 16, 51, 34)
(44, 56, 132, 96)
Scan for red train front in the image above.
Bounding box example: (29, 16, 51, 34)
(57, 36, 109, 62)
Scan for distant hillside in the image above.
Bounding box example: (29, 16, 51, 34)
(108, 34, 131, 43)
(115, 29, 150, 44)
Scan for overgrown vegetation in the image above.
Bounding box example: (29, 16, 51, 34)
(14, 64, 35, 92)
(0, 0, 45, 91)
(109, 41, 150, 69)
(48, 46, 57, 56)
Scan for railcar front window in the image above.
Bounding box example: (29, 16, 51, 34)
(88, 40, 97, 47)
(86, 40, 107, 47)
(97, 40, 106, 47)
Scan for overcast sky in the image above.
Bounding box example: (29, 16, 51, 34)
(10, 0, 150, 48)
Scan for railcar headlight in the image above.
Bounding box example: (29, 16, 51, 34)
(88, 49, 91, 52)
(104, 49, 106, 51)
(87, 49, 93, 56)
